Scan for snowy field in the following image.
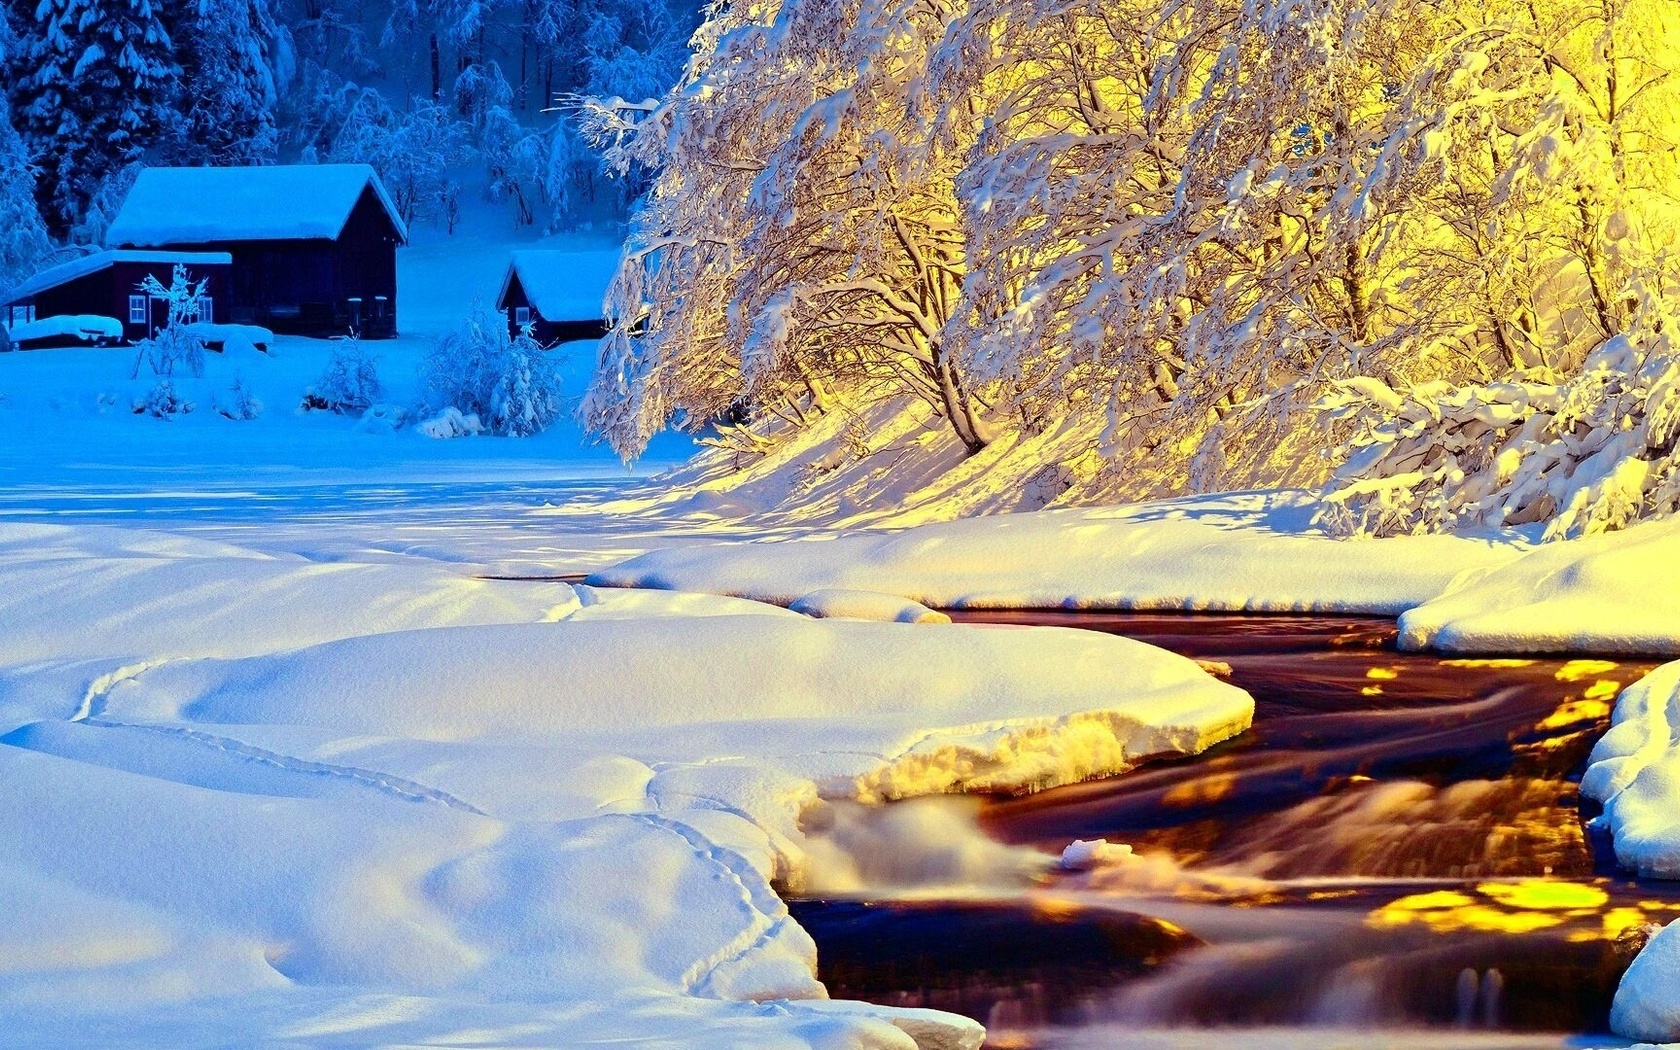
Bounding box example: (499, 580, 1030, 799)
(0, 227, 1266, 1045)
(7, 221, 1680, 1045)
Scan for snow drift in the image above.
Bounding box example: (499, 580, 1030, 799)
(0, 518, 1251, 1048)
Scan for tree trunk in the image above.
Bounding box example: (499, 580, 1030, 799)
(430, 34, 441, 101)
(931, 344, 992, 453)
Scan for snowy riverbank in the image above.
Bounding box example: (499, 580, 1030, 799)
(0, 517, 1250, 1048)
(592, 489, 1680, 657)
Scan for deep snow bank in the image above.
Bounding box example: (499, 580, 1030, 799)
(593, 490, 1680, 657)
(0, 519, 1250, 1049)
(1399, 517, 1680, 656)
(590, 491, 1521, 615)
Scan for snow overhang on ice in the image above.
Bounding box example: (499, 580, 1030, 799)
(497, 249, 620, 322)
(3, 250, 233, 304)
(104, 165, 409, 248)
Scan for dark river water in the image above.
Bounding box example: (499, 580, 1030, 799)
(787, 612, 1674, 1049)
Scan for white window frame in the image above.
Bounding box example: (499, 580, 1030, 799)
(128, 295, 148, 325)
(514, 306, 531, 326)
(197, 296, 213, 324)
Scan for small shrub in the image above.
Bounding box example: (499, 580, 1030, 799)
(134, 378, 193, 418)
(304, 333, 382, 413)
(215, 374, 263, 420)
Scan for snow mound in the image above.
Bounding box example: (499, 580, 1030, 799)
(98, 616, 1252, 806)
(789, 588, 951, 623)
(1399, 517, 1680, 654)
(9, 315, 123, 344)
(591, 494, 1521, 614)
(1582, 662, 1680, 875)
(1612, 918, 1680, 1042)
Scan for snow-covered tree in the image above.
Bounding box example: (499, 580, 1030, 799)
(0, 19, 51, 293)
(9, 0, 181, 234)
(1318, 0, 1680, 538)
(329, 91, 471, 225)
(424, 307, 563, 435)
(170, 0, 281, 165)
(577, 0, 994, 459)
(131, 264, 210, 380)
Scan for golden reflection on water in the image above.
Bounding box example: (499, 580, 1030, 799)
(1366, 878, 1676, 941)
(1554, 659, 1620, 682)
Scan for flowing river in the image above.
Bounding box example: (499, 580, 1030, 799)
(788, 612, 1674, 1049)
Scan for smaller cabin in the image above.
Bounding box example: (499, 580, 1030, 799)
(1, 250, 233, 345)
(494, 250, 619, 344)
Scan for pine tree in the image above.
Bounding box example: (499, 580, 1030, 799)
(170, 0, 280, 165)
(10, 0, 181, 235)
(0, 18, 51, 290)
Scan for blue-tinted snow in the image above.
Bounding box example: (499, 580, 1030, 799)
(105, 164, 409, 246)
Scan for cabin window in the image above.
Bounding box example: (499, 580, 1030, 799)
(514, 306, 531, 326)
(197, 296, 213, 324)
(128, 296, 148, 325)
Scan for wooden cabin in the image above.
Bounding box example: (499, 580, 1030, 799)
(104, 165, 408, 338)
(494, 250, 619, 344)
(1, 250, 233, 345)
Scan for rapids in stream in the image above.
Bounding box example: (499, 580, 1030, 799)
(786, 613, 1677, 1049)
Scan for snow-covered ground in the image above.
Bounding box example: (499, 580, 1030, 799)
(9, 201, 1680, 1045)
(0, 513, 1250, 1048)
(592, 488, 1680, 656)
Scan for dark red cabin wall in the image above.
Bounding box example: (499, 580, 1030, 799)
(496, 272, 608, 345)
(19, 261, 229, 343)
(145, 185, 403, 336)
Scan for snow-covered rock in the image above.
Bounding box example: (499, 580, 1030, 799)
(184, 321, 274, 351)
(1612, 919, 1680, 1042)
(1583, 662, 1680, 876)
(1059, 838, 1133, 871)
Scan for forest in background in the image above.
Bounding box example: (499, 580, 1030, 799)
(0, 0, 698, 252)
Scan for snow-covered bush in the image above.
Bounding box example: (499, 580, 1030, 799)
(304, 334, 381, 413)
(1322, 327, 1680, 540)
(356, 403, 406, 433)
(423, 308, 563, 436)
(131, 265, 210, 380)
(215, 375, 263, 421)
(416, 406, 485, 439)
(135, 378, 194, 418)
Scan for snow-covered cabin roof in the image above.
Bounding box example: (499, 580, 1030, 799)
(105, 165, 408, 248)
(496, 250, 621, 322)
(3, 250, 234, 303)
